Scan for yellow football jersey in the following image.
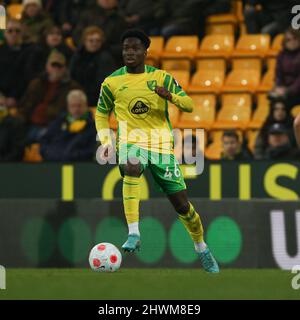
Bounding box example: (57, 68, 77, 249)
(96, 65, 194, 154)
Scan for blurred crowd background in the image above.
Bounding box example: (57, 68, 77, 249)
(0, 0, 300, 163)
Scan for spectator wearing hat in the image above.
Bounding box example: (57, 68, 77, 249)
(19, 50, 81, 143)
(21, 0, 53, 44)
(16, 25, 73, 96)
(254, 99, 295, 159)
(263, 123, 299, 160)
(0, 92, 25, 162)
(40, 90, 97, 161)
(0, 18, 28, 107)
(70, 26, 116, 106)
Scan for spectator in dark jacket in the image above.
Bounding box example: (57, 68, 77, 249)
(0, 18, 28, 107)
(59, 0, 94, 37)
(221, 130, 253, 160)
(21, 0, 53, 44)
(269, 28, 300, 110)
(0, 92, 25, 161)
(16, 25, 73, 97)
(40, 89, 97, 161)
(119, 0, 156, 34)
(72, 0, 127, 64)
(19, 50, 81, 142)
(70, 26, 116, 106)
(254, 99, 295, 159)
(243, 0, 294, 37)
(263, 123, 299, 160)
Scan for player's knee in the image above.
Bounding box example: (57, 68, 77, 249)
(123, 160, 141, 177)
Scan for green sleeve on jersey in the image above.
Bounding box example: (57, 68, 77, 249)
(97, 82, 114, 114)
(164, 73, 187, 97)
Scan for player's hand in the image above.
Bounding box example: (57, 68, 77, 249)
(99, 144, 114, 162)
(155, 86, 173, 101)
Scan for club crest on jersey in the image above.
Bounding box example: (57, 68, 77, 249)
(147, 80, 157, 91)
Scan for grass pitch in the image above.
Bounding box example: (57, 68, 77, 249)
(0, 269, 299, 300)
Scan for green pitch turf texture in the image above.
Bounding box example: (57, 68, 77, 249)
(0, 269, 299, 300)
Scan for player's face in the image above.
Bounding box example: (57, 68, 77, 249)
(123, 38, 146, 68)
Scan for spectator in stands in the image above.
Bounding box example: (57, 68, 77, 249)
(119, 0, 156, 34)
(21, 0, 53, 44)
(70, 26, 116, 107)
(157, 0, 203, 39)
(72, 0, 127, 64)
(243, 0, 294, 37)
(40, 90, 97, 161)
(254, 100, 295, 159)
(268, 28, 300, 110)
(263, 123, 299, 160)
(0, 92, 25, 161)
(221, 130, 252, 160)
(59, 0, 94, 37)
(42, 0, 62, 25)
(0, 18, 27, 107)
(17, 25, 73, 95)
(19, 50, 81, 143)
(294, 113, 300, 148)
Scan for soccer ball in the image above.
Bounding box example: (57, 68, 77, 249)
(89, 242, 122, 272)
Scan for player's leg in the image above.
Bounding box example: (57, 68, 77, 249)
(120, 158, 142, 252)
(119, 144, 150, 252)
(167, 190, 219, 273)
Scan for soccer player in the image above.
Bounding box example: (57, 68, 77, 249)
(95, 29, 219, 273)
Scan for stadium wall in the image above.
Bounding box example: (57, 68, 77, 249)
(0, 199, 299, 269)
(0, 161, 300, 199)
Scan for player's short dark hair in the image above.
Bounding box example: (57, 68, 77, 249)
(121, 29, 151, 49)
(222, 130, 239, 141)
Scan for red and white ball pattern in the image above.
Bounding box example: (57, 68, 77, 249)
(89, 242, 122, 272)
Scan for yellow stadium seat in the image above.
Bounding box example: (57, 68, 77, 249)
(233, 0, 244, 22)
(161, 36, 199, 71)
(177, 94, 216, 129)
(213, 93, 252, 129)
(161, 59, 191, 71)
(66, 37, 76, 50)
(206, 14, 237, 25)
(267, 34, 284, 57)
(196, 35, 234, 59)
(222, 69, 260, 93)
(23, 144, 43, 163)
(257, 69, 275, 93)
(239, 23, 247, 35)
(168, 70, 190, 90)
(162, 36, 199, 58)
(188, 69, 225, 94)
(291, 105, 300, 118)
(7, 4, 23, 20)
(248, 94, 270, 129)
(232, 34, 271, 58)
(206, 23, 235, 35)
(231, 58, 262, 72)
(196, 59, 226, 73)
(246, 130, 259, 153)
(146, 36, 164, 66)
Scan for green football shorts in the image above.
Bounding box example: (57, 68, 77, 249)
(118, 143, 186, 195)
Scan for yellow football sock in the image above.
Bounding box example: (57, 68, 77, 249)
(178, 202, 204, 243)
(123, 175, 141, 224)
